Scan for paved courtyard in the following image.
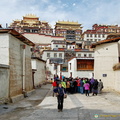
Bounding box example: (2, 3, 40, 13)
(0, 84, 120, 120)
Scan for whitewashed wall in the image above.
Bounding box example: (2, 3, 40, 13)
(94, 42, 119, 89)
(61, 72, 69, 78)
(32, 59, 46, 87)
(42, 51, 64, 61)
(74, 71, 93, 78)
(114, 71, 120, 92)
(46, 59, 61, 79)
(0, 33, 9, 65)
(68, 58, 76, 78)
(31, 59, 36, 69)
(9, 34, 33, 97)
(84, 34, 107, 42)
(23, 33, 64, 44)
(67, 45, 75, 49)
(0, 66, 9, 102)
(46, 59, 55, 79)
(51, 43, 66, 50)
(76, 52, 94, 57)
(68, 58, 93, 78)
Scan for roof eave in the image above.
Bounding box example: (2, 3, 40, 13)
(0, 29, 35, 46)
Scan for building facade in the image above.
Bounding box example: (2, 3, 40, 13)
(51, 40, 66, 50)
(42, 48, 94, 78)
(91, 36, 120, 92)
(0, 64, 9, 104)
(31, 57, 46, 88)
(0, 29, 34, 103)
(68, 57, 94, 78)
(55, 21, 82, 40)
(83, 24, 120, 43)
(9, 14, 53, 35)
(42, 50, 65, 61)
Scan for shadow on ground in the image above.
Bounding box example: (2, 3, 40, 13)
(19, 107, 120, 120)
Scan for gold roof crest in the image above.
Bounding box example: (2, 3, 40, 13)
(23, 14, 39, 18)
(56, 20, 81, 25)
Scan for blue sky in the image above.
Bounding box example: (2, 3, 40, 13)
(0, 0, 120, 30)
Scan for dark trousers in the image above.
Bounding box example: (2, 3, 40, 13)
(70, 87, 74, 94)
(57, 95, 64, 110)
(74, 86, 77, 93)
(85, 90, 89, 96)
(92, 89, 98, 95)
(66, 88, 70, 93)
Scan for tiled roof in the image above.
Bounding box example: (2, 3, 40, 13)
(67, 57, 76, 62)
(0, 29, 35, 46)
(91, 37, 120, 48)
(31, 57, 46, 62)
(83, 30, 106, 34)
(56, 21, 81, 25)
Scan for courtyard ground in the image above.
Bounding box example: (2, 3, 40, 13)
(0, 83, 120, 120)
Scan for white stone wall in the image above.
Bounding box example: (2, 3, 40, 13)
(0, 67, 9, 101)
(51, 43, 66, 50)
(76, 52, 94, 58)
(118, 40, 120, 56)
(74, 71, 93, 78)
(31, 59, 36, 69)
(42, 50, 94, 61)
(42, 51, 64, 61)
(46, 59, 61, 79)
(94, 42, 119, 89)
(32, 59, 46, 87)
(57, 64, 62, 78)
(61, 72, 69, 78)
(67, 45, 75, 49)
(23, 33, 64, 44)
(46, 60, 55, 79)
(0, 33, 9, 65)
(114, 71, 120, 92)
(46, 60, 68, 78)
(68, 58, 76, 78)
(9, 34, 33, 97)
(84, 34, 107, 42)
(68, 58, 93, 78)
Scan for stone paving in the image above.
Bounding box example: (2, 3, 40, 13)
(20, 89, 120, 120)
(0, 84, 120, 120)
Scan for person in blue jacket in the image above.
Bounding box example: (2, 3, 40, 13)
(53, 83, 66, 112)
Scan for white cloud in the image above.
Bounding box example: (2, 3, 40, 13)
(73, 3, 76, 6)
(58, 0, 62, 4)
(62, 3, 68, 8)
(0, 0, 120, 30)
(41, 0, 49, 3)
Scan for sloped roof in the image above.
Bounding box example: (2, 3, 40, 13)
(91, 37, 120, 48)
(68, 57, 94, 62)
(0, 29, 34, 46)
(56, 21, 81, 25)
(31, 57, 46, 62)
(106, 33, 120, 39)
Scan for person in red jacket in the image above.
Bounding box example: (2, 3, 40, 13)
(52, 80, 57, 97)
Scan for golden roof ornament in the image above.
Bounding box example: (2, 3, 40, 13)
(14, 19, 21, 21)
(23, 14, 39, 18)
(56, 20, 80, 25)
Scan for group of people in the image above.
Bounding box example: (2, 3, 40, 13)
(53, 76, 104, 96)
(53, 75, 104, 112)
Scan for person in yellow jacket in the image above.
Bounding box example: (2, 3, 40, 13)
(61, 80, 66, 93)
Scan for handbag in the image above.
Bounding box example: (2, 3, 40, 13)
(64, 94, 67, 98)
